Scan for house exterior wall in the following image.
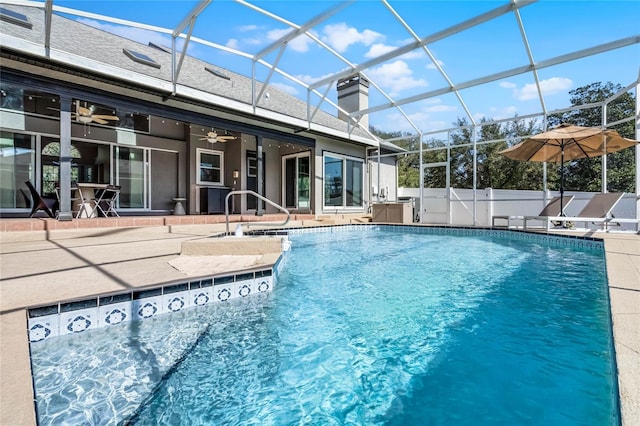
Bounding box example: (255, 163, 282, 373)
(368, 154, 398, 204)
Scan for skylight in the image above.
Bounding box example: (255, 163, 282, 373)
(148, 42, 171, 54)
(0, 7, 32, 29)
(123, 48, 160, 69)
(205, 66, 231, 80)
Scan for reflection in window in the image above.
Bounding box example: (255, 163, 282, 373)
(197, 148, 224, 185)
(0, 132, 34, 209)
(323, 153, 363, 209)
(0, 83, 59, 117)
(41, 140, 82, 196)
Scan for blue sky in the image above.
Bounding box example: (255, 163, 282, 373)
(53, 0, 639, 135)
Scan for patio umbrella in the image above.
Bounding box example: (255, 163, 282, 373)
(499, 123, 638, 215)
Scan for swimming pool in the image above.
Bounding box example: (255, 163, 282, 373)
(29, 226, 619, 425)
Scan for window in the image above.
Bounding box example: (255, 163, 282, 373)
(323, 153, 363, 209)
(197, 148, 224, 185)
(0, 132, 34, 209)
(0, 84, 59, 117)
(41, 141, 82, 196)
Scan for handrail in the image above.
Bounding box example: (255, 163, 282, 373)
(225, 190, 290, 235)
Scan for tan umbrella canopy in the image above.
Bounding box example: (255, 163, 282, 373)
(499, 123, 639, 215)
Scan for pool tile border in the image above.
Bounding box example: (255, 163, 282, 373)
(253, 223, 604, 252)
(27, 269, 274, 343)
(27, 224, 603, 344)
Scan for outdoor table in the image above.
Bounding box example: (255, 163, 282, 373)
(75, 183, 110, 218)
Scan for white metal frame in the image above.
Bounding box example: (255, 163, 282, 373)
(4, 0, 637, 226)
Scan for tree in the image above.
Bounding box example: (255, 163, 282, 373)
(450, 117, 545, 190)
(378, 81, 636, 192)
(370, 126, 421, 187)
(549, 82, 636, 192)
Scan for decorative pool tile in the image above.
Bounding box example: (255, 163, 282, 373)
(237, 281, 253, 298)
(59, 308, 99, 336)
(28, 314, 59, 342)
(100, 303, 130, 326)
(133, 298, 162, 320)
(27, 268, 276, 343)
(216, 285, 233, 302)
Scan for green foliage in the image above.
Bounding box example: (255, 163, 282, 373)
(549, 82, 636, 192)
(378, 81, 636, 192)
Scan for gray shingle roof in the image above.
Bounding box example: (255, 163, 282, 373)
(0, 4, 382, 145)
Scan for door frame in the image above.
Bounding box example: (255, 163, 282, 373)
(281, 151, 311, 211)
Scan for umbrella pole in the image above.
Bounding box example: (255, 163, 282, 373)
(560, 149, 565, 217)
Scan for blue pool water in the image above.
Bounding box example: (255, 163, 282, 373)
(30, 227, 618, 425)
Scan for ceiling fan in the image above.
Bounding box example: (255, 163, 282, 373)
(198, 130, 236, 144)
(74, 103, 119, 125)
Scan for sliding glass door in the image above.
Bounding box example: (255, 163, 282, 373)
(283, 153, 310, 210)
(115, 146, 148, 209)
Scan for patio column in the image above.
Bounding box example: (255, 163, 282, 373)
(57, 96, 73, 221)
(257, 134, 264, 215)
(635, 76, 640, 231)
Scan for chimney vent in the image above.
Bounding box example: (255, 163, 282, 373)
(337, 73, 369, 129)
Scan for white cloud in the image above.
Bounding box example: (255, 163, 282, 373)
(367, 60, 428, 96)
(474, 105, 518, 121)
(270, 82, 299, 96)
(364, 43, 423, 60)
(365, 43, 396, 58)
(321, 22, 384, 53)
(499, 81, 516, 89)
(226, 38, 239, 50)
(267, 28, 315, 53)
(377, 98, 457, 132)
(425, 104, 456, 113)
(237, 24, 260, 32)
(381, 110, 452, 133)
(509, 77, 573, 101)
(295, 74, 320, 85)
(426, 59, 445, 70)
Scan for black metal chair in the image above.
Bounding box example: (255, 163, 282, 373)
(25, 181, 58, 218)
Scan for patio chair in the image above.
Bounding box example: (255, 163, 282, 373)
(492, 195, 574, 229)
(25, 181, 58, 218)
(19, 188, 31, 209)
(94, 184, 121, 217)
(524, 192, 625, 231)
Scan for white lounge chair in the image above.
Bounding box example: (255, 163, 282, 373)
(492, 195, 574, 229)
(524, 192, 625, 231)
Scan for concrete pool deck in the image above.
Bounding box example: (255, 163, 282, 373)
(0, 221, 638, 425)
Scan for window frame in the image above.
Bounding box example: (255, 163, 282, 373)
(322, 151, 364, 211)
(196, 148, 224, 186)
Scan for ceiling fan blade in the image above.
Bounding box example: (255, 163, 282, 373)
(77, 106, 92, 116)
(92, 117, 109, 125)
(218, 136, 235, 140)
(91, 115, 119, 121)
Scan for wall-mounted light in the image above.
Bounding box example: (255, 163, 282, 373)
(232, 170, 240, 179)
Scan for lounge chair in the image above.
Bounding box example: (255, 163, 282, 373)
(25, 181, 59, 218)
(492, 195, 574, 229)
(524, 192, 625, 231)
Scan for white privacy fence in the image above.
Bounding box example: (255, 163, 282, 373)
(397, 188, 639, 231)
